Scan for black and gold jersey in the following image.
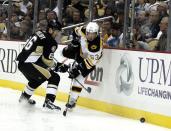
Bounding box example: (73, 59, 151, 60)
(17, 30, 58, 68)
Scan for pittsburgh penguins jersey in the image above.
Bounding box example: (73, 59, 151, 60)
(75, 26, 103, 69)
(17, 30, 58, 68)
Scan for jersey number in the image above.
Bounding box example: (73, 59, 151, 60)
(90, 54, 100, 60)
(49, 53, 54, 59)
(24, 36, 37, 50)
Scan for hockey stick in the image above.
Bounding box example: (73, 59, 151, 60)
(63, 73, 92, 116)
(66, 70, 92, 93)
(63, 95, 70, 116)
(63, 79, 73, 116)
(74, 77, 91, 93)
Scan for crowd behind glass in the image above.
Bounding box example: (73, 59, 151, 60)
(0, 0, 169, 51)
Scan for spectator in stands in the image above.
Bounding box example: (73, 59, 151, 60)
(147, 0, 161, 12)
(157, 2, 169, 20)
(10, 26, 21, 40)
(1, 12, 8, 24)
(103, 4, 114, 17)
(63, 7, 80, 26)
(104, 23, 121, 48)
(36, 19, 48, 31)
(10, 13, 20, 28)
(0, 16, 7, 37)
(18, 0, 33, 15)
(38, 10, 46, 22)
(84, 5, 100, 21)
(46, 10, 58, 22)
(19, 20, 32, 40)
(101, 19, 113, 44)
(66, 0, 85, 20)
(115, 9, 124, 31)
(155, 16, 168, 51)
(135, 11, 148, 29)
(148, 10, 160, 38)
(135, 0, 150, 13)
(71, 10, 83, 25)
(140, 10, 160, 42)
(12, 3, 25, 20)
(136, 16, 168, 51)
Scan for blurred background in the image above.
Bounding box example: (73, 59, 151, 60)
(0, 0, 170, 51)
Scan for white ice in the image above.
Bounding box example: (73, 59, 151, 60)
(0, 87, 170, 131)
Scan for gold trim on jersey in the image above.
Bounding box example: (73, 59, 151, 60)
(30, 46, 43, 56)
(35, 46, 43, 53)
(84, 59, 93, 69)
(100, 39, 103, 48)
(42, 56, 55, 67)
(87, 58, 94, 66)
(32, 63, 51, 79)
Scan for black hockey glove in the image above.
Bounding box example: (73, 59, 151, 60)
(68, 63, 83, 79)
(71, 29, 80, 47)
(55, 62, 69, 73)
(68, 67, 80, 79)
(71, 39, 80, 47)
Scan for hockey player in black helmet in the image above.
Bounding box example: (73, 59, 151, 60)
(17, 20, 68, 111)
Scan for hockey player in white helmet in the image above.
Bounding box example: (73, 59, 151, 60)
(62, 22, 103, 110)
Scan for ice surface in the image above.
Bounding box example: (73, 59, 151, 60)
(0, 87, 170, 131)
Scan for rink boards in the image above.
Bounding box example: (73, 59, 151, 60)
(0, 40, 171, 129)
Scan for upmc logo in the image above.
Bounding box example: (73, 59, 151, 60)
(84, 67, 103, 86)
(115, 54, 134, 96)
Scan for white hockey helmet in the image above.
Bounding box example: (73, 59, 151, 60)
(86, 22, 99, 34)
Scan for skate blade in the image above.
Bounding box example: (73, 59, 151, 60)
(19, 100, 36, 107)
(66, 107, 74, 112)
(42, 107, 61, 113)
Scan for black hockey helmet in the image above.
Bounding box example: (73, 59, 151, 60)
(47, 19, 62, 31)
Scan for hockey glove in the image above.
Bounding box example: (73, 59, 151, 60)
(68, 63, 83, 79)
(55, 62, 69, 73)
(68, 67, 80, 79)
(71, 39, 80, 47)
(71, 29, 80, 47)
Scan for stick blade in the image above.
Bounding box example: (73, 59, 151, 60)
(87, 87, 91, 93)
(63, 110, 67, 116)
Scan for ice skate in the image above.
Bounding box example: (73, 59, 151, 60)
(43, 99, 61, 111)
(19, 92, 36, 105)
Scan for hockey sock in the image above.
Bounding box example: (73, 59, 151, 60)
(45, 84, 58, 102)
(23, 85, 35, 98)
(69, 86, 82, 104)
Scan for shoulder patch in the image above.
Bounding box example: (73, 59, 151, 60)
(51, 46, 56, 52)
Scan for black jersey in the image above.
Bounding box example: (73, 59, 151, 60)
(17, 30, 58, 68)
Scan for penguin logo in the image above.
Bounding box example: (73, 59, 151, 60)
(115, 54, 134, 96)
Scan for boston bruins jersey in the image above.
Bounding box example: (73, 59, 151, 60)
(76, 26, 103, 68)
(17, 30, 58, 68)
(63, 26, 103, 77)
